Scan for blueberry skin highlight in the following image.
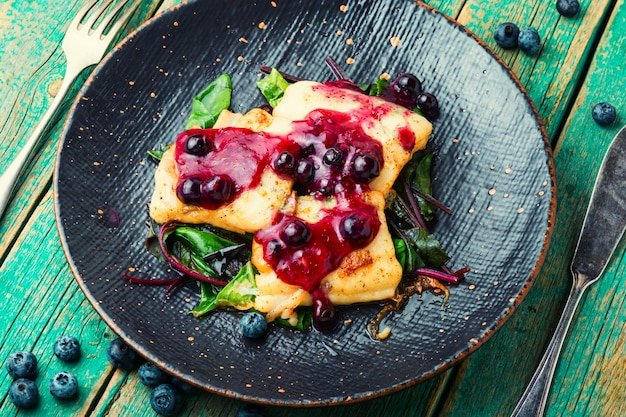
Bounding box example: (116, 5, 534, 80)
(493, 22, 520, 49)
(150, 383, 182, 416)
(592, 102, 617, 126)
(556, 0, 580, 17)
(53, 335, 81, 362)
(49, 371, 78, 400)
(518, 27, 542, 55)
(240, 312, 268, 339)
(9, 378, 39, 409)
(5, 350, 38, 379)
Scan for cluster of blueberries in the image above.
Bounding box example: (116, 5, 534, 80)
(5, 335, 81, 408)
(5, 335, 268, 416)
(493, 0, 580, 54)
(107, 337, 268, 416)
(493, 0, 618, 127)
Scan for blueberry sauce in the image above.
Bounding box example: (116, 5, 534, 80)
(172, 81, 417, 329)
(254, 198, 380, 292)
(174, 127, 299, 209)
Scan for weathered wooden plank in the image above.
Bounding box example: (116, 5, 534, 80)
(546, 0, 626, 415)
(457, 0, 615, 143)
(0, 0, 164, 258)
(0, 192, 116, 416)
(438, 0, 626, 416)
(2, 1, 623, 416)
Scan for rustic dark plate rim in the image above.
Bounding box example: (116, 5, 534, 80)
(53, 0, 556, 407)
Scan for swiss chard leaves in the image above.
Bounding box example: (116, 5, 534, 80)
(393, 238, 424, 271)
(404, 228, 449, 267)
(191, 261, 258, 317)
(402, 153, 435, 221)
(256, 68, 289, 108)
(359, 78, 390, 96)
(185, 73, 232, 129)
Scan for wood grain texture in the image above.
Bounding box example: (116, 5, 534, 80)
(1, 0, 624, 416)
(0, 0, 164, 255)
(439, 0, 626, 416)
(548, 0, 626, 415)
(457, 0, 615, 143)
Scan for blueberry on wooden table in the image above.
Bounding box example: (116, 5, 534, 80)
(240, 312, 268, 339)
(138, 362, 171, 388)
(5, 350, 38, 379)
(53, 335, 81, 362)
(493, 22, 520, 49)
(9, 378, 39, 409)
(150, 383, 182, 416)
(518, 27, 542, 55)
(592, 102, 617, 125)
(106, 337, 138, 370)
(49, 371, 78, 400)
(556, 0, 580, 17)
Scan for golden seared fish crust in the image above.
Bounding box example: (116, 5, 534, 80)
(271, 81, 433, 194)
(252, 191, 403, 322)
(149, 80, 432, 320)
(148, 108, 293, 234)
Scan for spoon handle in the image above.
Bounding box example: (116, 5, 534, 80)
(509, 284, 584, 417)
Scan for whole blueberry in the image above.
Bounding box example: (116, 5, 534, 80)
(556, 0, 580, 17)
(493, 22, 520, 49)
(5, 350, 38, 379)
(518, 27, 542, 55)
(9, 378, 39, 409)
(240, 312, 268, 339)
(150, 383, 181, 416)
(49, 371, 78, 400)
(416, 92, 440, 120)
(238, 403, 267, 417)
(592, 102, 617, 125)
(138, 362, 171, 388)
(53, 335, 81, 362)
(106, 338, 137, 370)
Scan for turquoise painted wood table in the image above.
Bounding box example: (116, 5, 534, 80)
(1, 0, 624, 416)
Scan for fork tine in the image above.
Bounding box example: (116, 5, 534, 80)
(95, 0, 140, 40)
(69, 0, 101, 29)
(81, 0, 115, 30)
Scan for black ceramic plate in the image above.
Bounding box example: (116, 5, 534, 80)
(54, 0, 555, 407)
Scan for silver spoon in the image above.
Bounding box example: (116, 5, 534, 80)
(511, 125, 626, 417)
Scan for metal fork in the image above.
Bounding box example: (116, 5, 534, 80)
(0, 0, 140, 220)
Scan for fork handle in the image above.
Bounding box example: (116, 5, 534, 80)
(0, 67, 79, 220)
(510, 283, 585, 417)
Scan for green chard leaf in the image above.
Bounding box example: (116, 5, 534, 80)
(275, 307, 313, 331)
(404, 228, 449, 267)
(256, 68, 289, 108)
(173, 226, 237, 257)
(191, 261, 258, 317)
(358, 78, 390, 96)
(393, 238, 425, 271)
(185, 73, 232, 129)
(401, 152, 435, 221)
(147, 143, 170, 161)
